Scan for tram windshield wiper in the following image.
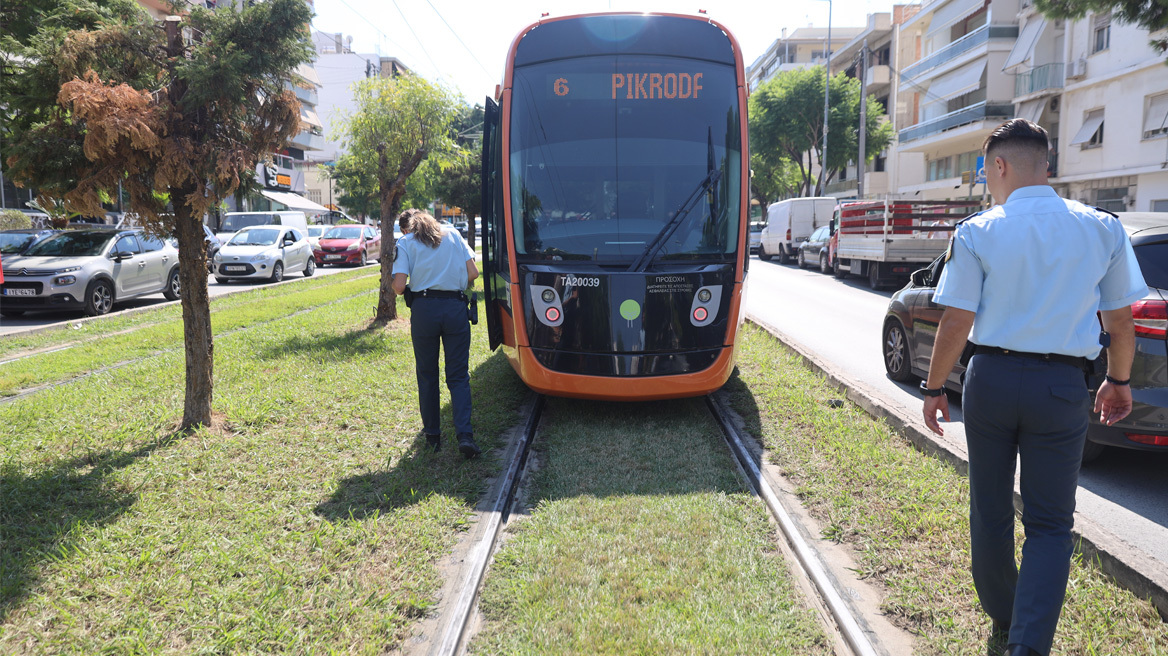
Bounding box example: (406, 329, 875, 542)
(628, 168, 723, 272)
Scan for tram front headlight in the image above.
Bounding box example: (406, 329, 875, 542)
(541, 289, 555, 303)
(697, 289, 712, 302)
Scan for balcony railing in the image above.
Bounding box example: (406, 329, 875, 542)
(1014, 62, 1064, 97)
(294, 85, 318, 105)
(900, 25, 1019, 81)
(824, 179, 859, 194)
(898, 102, 1015, 143)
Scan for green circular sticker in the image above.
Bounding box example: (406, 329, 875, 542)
(619, 299, 641, 321)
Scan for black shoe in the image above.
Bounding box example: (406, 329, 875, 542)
(425, 433, 441, 452)
(457, 433, 481, 459)
(1004, 645, 1042, 656)
(986, 621, 1010, 655)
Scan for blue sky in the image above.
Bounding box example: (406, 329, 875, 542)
(311, 0, 893, 104)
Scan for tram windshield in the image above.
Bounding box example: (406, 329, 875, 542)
(509, 55, 741, 264)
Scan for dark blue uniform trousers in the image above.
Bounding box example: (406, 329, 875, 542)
(410, 297, 473, 437)
(964, 353, 1090, 655)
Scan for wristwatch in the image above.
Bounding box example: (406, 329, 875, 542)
(919, 381, 945, 397)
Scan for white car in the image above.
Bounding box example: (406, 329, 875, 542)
(0, 228, 180, 317)
(306, 224, 330, 251)
(213, 225, 315, 284)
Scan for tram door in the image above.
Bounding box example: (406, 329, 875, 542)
(480, 97, 505, 350)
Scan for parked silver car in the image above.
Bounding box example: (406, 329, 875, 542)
(0, 228, 180, 317)
(212, 225, 315, 284)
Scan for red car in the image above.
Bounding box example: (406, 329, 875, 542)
(314, 225, 381, 266)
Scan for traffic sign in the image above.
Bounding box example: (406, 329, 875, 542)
(975, 156, 986, 184)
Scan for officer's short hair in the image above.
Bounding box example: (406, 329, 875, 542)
(983, 119, 1049, 173)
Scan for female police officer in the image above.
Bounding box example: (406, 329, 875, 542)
(391, 210, 480, 458)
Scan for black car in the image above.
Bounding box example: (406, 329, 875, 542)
(0, 229, 56, 255)
(882, 212, 1168, 462)
(796, 224, 832, 273)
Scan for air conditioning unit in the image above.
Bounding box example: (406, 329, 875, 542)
(1049, 97, 1060, 112)
(1067, 58, 1088, 80)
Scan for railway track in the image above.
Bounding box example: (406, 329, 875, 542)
(430, 394, 884, 656)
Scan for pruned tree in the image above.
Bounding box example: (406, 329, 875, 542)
(749, 66, 894, 196)
(431, 156, 480, 248)
(336, 74, 461, 322)
(1035, 0, 1168, 53)
(5, 0, 313, 431)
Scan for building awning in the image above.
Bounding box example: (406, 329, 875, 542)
(923, 60, 986, 105)
(1016, 98, 1044, 125)
(1143, 94, 1168, 136)
(1003, 19, 1046, 72)
(261, 189, 330, 214)
(926, 0, 985, 37)
(1070, 110, 1105, 145)
(295, 63, 321, 87)
(300, 107, 323, 130)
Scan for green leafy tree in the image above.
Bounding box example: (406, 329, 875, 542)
(750, 152, 803, 207)
(1035, 0, 1168, 52)
(336, 74, 461, 322)
(750, 66, 893, 196)
(432, 156, 480, 247)
(5, 0, 313, 430)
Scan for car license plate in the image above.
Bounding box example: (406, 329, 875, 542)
(325, 254, 343, 260)
(2, 288, 36, 296)
(224, 265, 246, 272)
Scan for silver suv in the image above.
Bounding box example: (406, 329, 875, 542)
(0, 229, 180, 318)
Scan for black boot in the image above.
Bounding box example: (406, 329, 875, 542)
(425, 433, 441, 452)
(457, 433, 481, 459)
(1004, 644, 1042, 656)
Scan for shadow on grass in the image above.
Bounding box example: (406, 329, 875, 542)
(314, 349, 527, 521)
(0, 432, 183, 623)
(255, 327, 386, 362)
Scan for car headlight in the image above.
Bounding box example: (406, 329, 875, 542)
(345, 241, 361, 251)
(251, 251, 273, 263)
(54, 275, 77, 286)
(213, 252, 222, 262)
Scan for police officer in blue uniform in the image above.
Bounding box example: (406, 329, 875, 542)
(392, 210, 481, 458)
(922, 119, 1146, 656)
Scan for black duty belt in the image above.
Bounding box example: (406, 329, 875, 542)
(415, 289, 466, 301)
(973, 345, 1090, 372)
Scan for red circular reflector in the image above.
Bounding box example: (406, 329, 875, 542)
(693, 307, 708, 322)
(546, 307, 560, 322)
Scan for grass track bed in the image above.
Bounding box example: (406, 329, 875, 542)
(474, 398, 831, 654)
(0, 273, 380, 397)
(729, 323, 1168, 655)
(0, 282, 528, 653)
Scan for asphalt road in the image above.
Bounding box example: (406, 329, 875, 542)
(745, 257, 1168, 569)
(0, 261, 364, 336)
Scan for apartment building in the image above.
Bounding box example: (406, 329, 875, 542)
(1042, 9, 1168, 212)
(748, 26, 865, 92)
(891, 0, 1022, 202)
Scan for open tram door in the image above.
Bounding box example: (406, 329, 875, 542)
(480, 97, 505, 350)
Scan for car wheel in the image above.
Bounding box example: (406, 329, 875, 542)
(759, 242, 772, 261)
(269, 261, 284, 283)
(84, 279, 114, 317)
(868, 263, 881, 289)
(0, 310, 26, 318)
(1081, 438, 1107, 464)
(358, 250, 367, 267)
(163, 268, 181, 301)
(303, 257, 315, 277)
(820, 252, 829, 274)
(797, 249, 807, 268)
(883, 319, 913, 382)
(833, 257, 847, 279)
(777, 245, 789, 264)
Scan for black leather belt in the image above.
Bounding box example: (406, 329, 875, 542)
(416, 289, 465, 301)
(973, 345, 1090, 372)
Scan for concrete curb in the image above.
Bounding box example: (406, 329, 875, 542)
(746, 312, 1168, 621)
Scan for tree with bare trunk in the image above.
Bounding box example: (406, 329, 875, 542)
(4, 0, 312, 431)
(335, 75, 460, 322)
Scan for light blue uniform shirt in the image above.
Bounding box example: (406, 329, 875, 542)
(392, 227, 475, 292)
(934, 185, 1147, 359)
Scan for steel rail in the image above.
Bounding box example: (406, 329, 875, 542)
(433, 395, 545, 656)
(706, 394, 881, 656)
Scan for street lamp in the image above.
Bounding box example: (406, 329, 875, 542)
(820, 0, 832, 196)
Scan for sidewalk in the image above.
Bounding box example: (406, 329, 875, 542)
(746, 312, 1168, 621)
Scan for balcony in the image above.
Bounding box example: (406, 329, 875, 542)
(1014, 62, 1064, 97)
(865, 64, 891, 88)
(294, 85, 318, 106)
(898, 101, 1015, 143)
(290, 130, 326, 152)
(824, 178, 858, 195)
(900, 25, 1019, 81)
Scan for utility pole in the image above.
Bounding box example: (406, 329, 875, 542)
(820, 0, 832, 197)
(857, 38, 867, 200)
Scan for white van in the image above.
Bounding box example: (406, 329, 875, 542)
(759, 197, 837, 264)
(217, 211, 308, 242)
